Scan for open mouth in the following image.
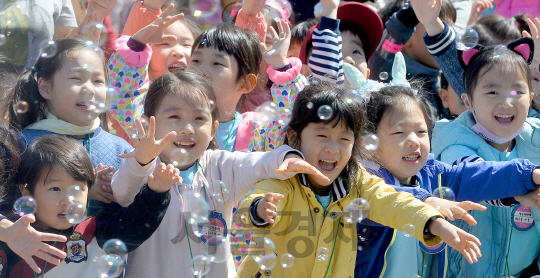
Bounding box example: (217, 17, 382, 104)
(174, 140, 195, 150)
(495, 114, 514, 125)
(402, 154, 420, 164)
(319, 159, 337, 173)
(77, 102, 92, 111)
(168, 63, 186, 74)
(58, 213, 67, 221)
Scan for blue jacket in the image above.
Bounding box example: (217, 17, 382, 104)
(19, 128, 132, 215)
(432, 113, 540, 277)
(355, 155, 539, 278)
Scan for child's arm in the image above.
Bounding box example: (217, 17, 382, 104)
(0, 215, 67, 274)
(234, 0, 267, 42)
(95, 163, 179, 251)
(413, 0, 466, 96)
(88, 163, 116, 204)
(67, 0, 117, 44)
(122, 0, 164, 36)
(236, 180, 290, 229)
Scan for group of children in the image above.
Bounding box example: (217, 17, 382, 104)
(0, 0, 540, 277)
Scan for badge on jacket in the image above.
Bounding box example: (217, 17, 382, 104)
(65, 232, 88, 263)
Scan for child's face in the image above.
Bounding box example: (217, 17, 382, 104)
(439, 84, 467, 117)
(467, 67, 533, 139)
(296, 121, 355, 190)
(21, 167, 89, 230)
(341, 31, 369, 79)
(149, 21, 194, 81)
(373, 101, 430, 184)
(39, 48, 107, 127)
(150, 93, 218, 169)
(189, 47, 243, 119)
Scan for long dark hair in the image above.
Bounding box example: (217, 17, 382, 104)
(0, 122, 22, 212)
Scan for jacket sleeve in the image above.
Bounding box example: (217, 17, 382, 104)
(235, 9, 267, 42)
(95, 184, 170, 252)
(111, 157, 157, 207)
(393, 186, 432, 202)
(309, 16, 344, 84)
(121, 1, 161, 36)
(368, 6, 417, 81)
(356, 167, 444, 246)
(106, 36, 151, 138)
(423, 21, 465, 96)
(439, 144, 479, 165)
(208, 145, 298, 206)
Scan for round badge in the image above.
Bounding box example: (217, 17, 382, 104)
(419, 241, 446, 254)
(511, 205, 535, 232)
(199, 211, 228, 245)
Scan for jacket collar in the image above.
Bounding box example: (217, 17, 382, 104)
(298, 174, 349, 200)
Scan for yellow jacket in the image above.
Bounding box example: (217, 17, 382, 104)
(235, 166, 443, 278)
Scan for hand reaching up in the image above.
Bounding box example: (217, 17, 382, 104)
(132, 4, 184, 45)
(148, 163, 182, 193)
(89, 163, 116, 203)
(411, 0, 445, 36)
(276, 154, 331, 182)
(260, 20, 291, 69)
(523, 17, 540, 63)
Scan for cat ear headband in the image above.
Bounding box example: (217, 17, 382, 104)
(458, 37, 534, 70)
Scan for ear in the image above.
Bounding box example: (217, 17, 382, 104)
(457, 45, 483, 70)
(37, 78, 52, 100)
(461, 93, 472, 110)
(508, 37, 535, 65)
(366, 68, 370, 79)
(531, 92, 535, 104)
(439, 89, 449, 108)
(19, 184, 31, 197)
(239, 74, 257, 94)
(210, 120, 219, 138)
(285, 129, 300, 149)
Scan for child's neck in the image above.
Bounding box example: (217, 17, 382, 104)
(488, 139, 515, 152)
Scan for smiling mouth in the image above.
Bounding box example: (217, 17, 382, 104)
(319, 159, 337, 172)
(402, 155, 420, 164)
(174, 141, 195, 150)
(168, 63, 186, 73)
(495, 114, 514, 124)
(77, 102, 92, 110)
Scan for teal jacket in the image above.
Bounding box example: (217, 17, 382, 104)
(432, 111, 540, 277)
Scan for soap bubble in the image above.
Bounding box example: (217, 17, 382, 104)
(492, 45, 507, 59)
(206, 235, 229, 263)
(254, 101, 279, 126)
(15, 101, 29, 114)
(210, 180, 230, 202)
(66, 202, 86, 224)
(432, 187, 455, 202)
(78, 46, 104, 70)
(250, 237, 276, 260)
(280, 253, 294, 268)
(307, 102, 314, 109)
(82, 22, 109, 46)
(316, 247, 330, 261)
(510, 90, 518, 96)
(170, 148, 189, 167)
(344, 198, 370, 223)
(189, 0, 220, 18)
(403, 2, 410, 9)
(379, 72, 389, 81)
(66, 185, 84, 201)
(184, 190, 210, 225)
(14, 196, 37, 216)
(277, 108, 292, 126)
(103, 239, 128, 260)
(240, 212, 250, 225)
(411, 276, 422, 278)
(457, 28, 479, 50)
(362, 133, 380, 151)
(39, 40, 58, 58)
(256, 253, 277, 270)
(191, 255, 210, 276)
(317, 105, 333, 120)
(205, 100, 216, 113)
(402, 223, 416, 237)
(0, 34, 6, 46)
(97, 254, 124, 277)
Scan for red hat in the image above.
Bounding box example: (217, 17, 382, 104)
(300, 2, 383, 65)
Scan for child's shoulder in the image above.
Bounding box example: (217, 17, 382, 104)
(92, 127, 132, 152)
(19, 129, 54, 148)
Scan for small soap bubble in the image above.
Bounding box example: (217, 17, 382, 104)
(492, 45, 507, 58)
(210, 180, 230, 202)
(250, 237, 276, 260)
(280, 253, 294, 268)
(432, 187, 455, 202)
(39, 40, 58, 58)
(510, 90, 518, 96)
(82, 22, 109, 46)
(256, 253, 277, 270)
(255, 101, 279, 126)
(184, 190, 210, 224)
(457, 28, 479, 50)
(411, 276, 422, 278)
(14, 196, 37, 216)
(97, 254, 124, 277)
(317, 247, 330, 261)
(189, 0, 220, 18)
(205, 99, 215, 112)
(344, 198, 370, 223)
(277, 108, 292, 126)
(206, 235, 229, 263)
(403, 2, 410, 9)
(307, 102, 314, 109)
(15, 101, 29, 114)
(170, 148, 189, 167)
(240, 212, 250, 225)
(362, 133, 380, 151)
(66, 185, 84, 201)
(317, 105, 333, 120)
(402, 223, 416, 237)
(191, 255, 210, 275)
(379, 72, 389, 81)
(0, 34, 6, 46)
(66, 202, 86, 224)
(103, 239, 128, 260)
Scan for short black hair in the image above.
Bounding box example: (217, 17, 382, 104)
(291, 18, 318, 45)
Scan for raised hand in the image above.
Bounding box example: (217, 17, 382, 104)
(132, 4, 184, 45)
(143, 0, 168, 11)
(68, 12, 100, 43)
(425, 198, 486, 225)
(411, 0, 444, 36)
(4, 215, 68, 273)
(523, 17, 540, 63)
(88, 164, 116, 203)
(467, 0, 493, 27)
(119, 116, 177, 165)
(148, 163, 182, 193)
(320, 0, 340, 19)
(241, 0, 266, 17)
(87, 0, 118, 21)
(428, 217, 482, 264)
(256, 193, 284, 224)
(260, 20, 291, 70)
(275, 154, 331, 182)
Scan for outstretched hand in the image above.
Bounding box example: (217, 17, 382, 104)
(148, 163, 182, 193)
(515, 188, 540, 212)
(425, 198, 486, 225)
(260, 20, 291, 69)
(119, 116, 177, 165)
(89, 163, 116, 203)
(276, 155, 331, 182)
(410, 0, 445, 36)
(256, 193, 284, 224)
(132, 4, 184, 45)
(5, 215, 68, 273)
(429, 217, 482, 264)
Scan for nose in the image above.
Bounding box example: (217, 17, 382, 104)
(324, 141, 339, 155)
(406, 133, 420, 149)
(179, 122, 195, 135)
(170, 45, 186, 59)
(344, 56, 355, 66)
(59, 194, 74, 206)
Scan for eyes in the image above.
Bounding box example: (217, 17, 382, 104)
(352, 49, 364, 56)
(316, 134, 353, 142)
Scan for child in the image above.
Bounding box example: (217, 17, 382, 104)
(359, 83, 540, 278)
(416, 1, 540, 274)
(439, 73, 466, 120)
(8, 38, 132, 214)
(0, 134, 176, 277)
(236, 81, 482, 278)
(111, 71, 328, 278)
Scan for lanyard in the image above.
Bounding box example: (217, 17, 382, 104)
(33, 230, 63, 278)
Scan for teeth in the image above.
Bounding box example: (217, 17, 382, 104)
(404, 155, 418, 160)
(320, 159, 336, 163)
(175, 141, 194, 146)
(495, 115, 513, 118)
